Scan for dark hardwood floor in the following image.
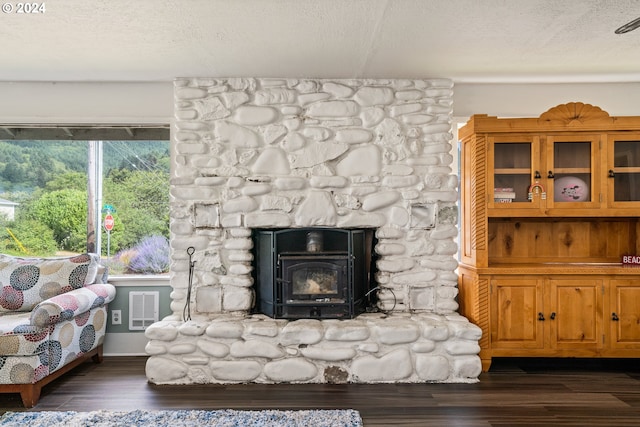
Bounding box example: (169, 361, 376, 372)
(1, 356, 640, 426)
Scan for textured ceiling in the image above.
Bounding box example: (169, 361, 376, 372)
(2, 0, 640, 83)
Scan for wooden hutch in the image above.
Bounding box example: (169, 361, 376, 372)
(458, 102, 640, 371)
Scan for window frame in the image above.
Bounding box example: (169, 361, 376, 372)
(0, 125, 170, 261)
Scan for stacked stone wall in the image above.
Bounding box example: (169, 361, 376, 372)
(146, 77, 482, 384)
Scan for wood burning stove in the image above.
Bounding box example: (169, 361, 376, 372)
(254, 228, 374, 319)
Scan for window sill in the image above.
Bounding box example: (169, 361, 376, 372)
(107, 275, 170, 287)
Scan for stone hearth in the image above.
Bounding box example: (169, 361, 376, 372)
(144, 78, 482, 384)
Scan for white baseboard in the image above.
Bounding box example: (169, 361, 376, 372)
(103, 332, 149, 356)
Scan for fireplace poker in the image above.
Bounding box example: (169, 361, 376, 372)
(183, 246, 196, 321)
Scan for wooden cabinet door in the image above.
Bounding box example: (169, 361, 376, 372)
(606, 134, 640, 209)
(547, 278, 604, 350)
(609, 279, 640, 349)
(488, 136, 542, 211)
(545, 135, 602, 211)
(491, 277, 544, 349)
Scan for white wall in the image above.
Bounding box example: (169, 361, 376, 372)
(0, 82, 173, 125)
(453, 82, 640, 120)
(0, 81, 639, 125)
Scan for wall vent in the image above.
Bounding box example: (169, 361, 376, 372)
(129, 291, 159, 331)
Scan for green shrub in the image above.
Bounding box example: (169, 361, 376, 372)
(1, 221, 57, 256)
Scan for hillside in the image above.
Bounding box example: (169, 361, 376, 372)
(0, 140, 169, 193)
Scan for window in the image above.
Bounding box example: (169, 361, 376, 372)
(0, 126, 170, 275)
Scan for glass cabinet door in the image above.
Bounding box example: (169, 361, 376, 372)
(607, 135, 640, 207)
(489, 136, 541, 209)
(546, 135, 599, 208)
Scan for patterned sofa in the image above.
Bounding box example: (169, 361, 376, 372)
(0, 253, 115, 407)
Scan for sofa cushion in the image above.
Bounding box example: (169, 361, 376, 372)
(0, 253, 100, 313)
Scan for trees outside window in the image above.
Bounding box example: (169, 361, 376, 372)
(0, 132, 170, 275)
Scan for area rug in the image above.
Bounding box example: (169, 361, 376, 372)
(0, 408, 363, 427)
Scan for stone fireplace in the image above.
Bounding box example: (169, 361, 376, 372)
(144, 77, 482, 384)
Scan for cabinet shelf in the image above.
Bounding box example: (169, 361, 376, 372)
(554, 168, 591, 174)
(494, 168, 530, 175)
(473, 263, 640, 275)
(615, 167, 640, 173)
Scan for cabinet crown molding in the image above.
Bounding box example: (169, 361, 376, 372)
(539, 102, 610, 125)
(459, 101, 640, 136)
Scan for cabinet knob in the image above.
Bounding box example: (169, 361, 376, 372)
(609, 169, 615, 178)
(612, 312, 620, 321)
(547, 171, 555, 179)
(534, 171, 541, 179)
(538, 312, 545, 321)
(550, 312, 556, 320)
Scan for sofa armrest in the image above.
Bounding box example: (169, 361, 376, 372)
(29, 283, 116, 328)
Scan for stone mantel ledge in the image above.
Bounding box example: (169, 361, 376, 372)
(145, 313, 482, 385)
